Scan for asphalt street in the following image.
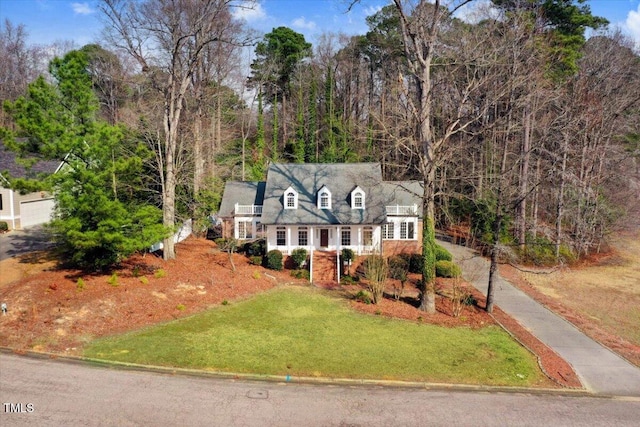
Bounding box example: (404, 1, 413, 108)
(1, 353, 639, 426)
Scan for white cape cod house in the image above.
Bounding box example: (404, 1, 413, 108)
(219, 163, 423, 282)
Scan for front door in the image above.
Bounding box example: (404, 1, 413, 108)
(320, 229, 329, 248)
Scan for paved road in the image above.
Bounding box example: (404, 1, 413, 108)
(0, 227, 52, 261)
(1, 353, 639, 426)
(438, 240, 640, 397)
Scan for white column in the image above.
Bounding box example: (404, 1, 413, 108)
(336, 225, 341, 283)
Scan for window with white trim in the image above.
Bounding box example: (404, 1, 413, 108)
(298, 227, 308, 246)
(284, 186, 298, 209)
(363, 227, 373, 246)
(382, 223, 394, 240)
(341, 227, 351, 246)
(351, 187, 365, 209)
(399, 220, 416, 240)
(238, 221, 252, 239)
(276, 227, 286, 246)
(317, 186, 332, 209)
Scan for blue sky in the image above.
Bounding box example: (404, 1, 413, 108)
(1, 0, 639, 48)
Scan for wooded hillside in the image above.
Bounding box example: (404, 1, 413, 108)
(2, 0, 638, 270)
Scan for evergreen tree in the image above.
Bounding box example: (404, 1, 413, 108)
(2, 49, 167, 271)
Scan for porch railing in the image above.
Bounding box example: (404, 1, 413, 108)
(235, 203, 263, 215)
(386, 204, 418, 216)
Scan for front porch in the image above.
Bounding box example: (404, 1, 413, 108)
(265, 224, 381, 256)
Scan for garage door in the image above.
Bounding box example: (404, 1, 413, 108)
(20, 198, 55, 228)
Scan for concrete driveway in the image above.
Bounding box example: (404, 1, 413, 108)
(0, 226, 53, 261)
(439, 239, 640, 397)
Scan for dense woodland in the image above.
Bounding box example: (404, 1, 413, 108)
(1, 1, 639, 305)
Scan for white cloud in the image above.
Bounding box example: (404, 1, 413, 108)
(292, 17, 316, 31)
(71, 2, 94, 15)
(233, 2, 267, 22)
(625, 4, 640, 47)
(454, 0, 499, 24)
(363, 5, 383, 17)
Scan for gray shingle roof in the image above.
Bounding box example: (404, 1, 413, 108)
(218, 181, 265, 217)
(261, 163, 389, 225)
(0, 140, 60, 183)
(218, 163, 424, 224)
(382, 181, 424, 216)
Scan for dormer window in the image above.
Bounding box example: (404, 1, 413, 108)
(351, 186, 365, 209)
(317, 185, 332, 209)
(284, 186, 298, 209)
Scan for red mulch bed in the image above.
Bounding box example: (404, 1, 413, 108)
(0, 237, 580, 388)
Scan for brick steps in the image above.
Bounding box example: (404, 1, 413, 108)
(312, 251, 337, 284)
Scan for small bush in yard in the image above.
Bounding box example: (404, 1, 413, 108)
(364, 255, 388, 304)
(388, 256, 408, 300)
(340, 275, 358, 285)
(341, 248, 355, 275)
(0, 221, 8, 232)
(354, 290, 372, 304)
(291, 248, 308, 269)
(249, 255, 263, 266)
(434, 244, 453, 261)
(435, 260, 462, 278)
(139, 276, 149, 285)
(290, 269, 310, 280)
(76, 278, 86, 291)
(400, 253, 423, 274)
(107, 273, 118, 286)
(266, 250, 283, 271)
(252, 270, 261, 280)
(154, 269, 167, 279)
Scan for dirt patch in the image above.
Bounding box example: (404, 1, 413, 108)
(0, 237, 579, 388)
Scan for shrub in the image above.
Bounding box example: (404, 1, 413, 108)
(364, 255, 388, 304)
(434, 244, 453, 261)
(245, 239, 266, 256)
(388, 256, 408, 300)
(266, 250, 283, 271)
(435, 260, 462, 278)
(76, 277, 85, 291)
(249, 255, 263, 266)
(107, 273, 119, 286)
(290, 269, 310, 280)
(0, 221, 8, 232)
(400, 253, 423, 274)
(252, 270, 261, 280)
(215, 238, 238, 252)
(176, 304, 186, 311)
(139, 276, 149, 285)
(341, 248, 355, 275)
(290, 248, 308, 269)
(154, 269, 167, 279)
(354, 290, 372, 304)
(340, 275, 359, 285)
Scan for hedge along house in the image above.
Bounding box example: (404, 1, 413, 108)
(219, 163, 423, 283)
(0, 140, 62, 230)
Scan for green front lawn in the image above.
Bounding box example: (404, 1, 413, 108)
(84, 287, 548, 386)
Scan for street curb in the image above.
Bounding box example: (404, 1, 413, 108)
(1, 347, 599, 398)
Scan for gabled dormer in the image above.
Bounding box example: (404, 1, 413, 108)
(284, 186, 298, 209)
(351, 186, 365, 210)
(317, 185, 332, 209)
